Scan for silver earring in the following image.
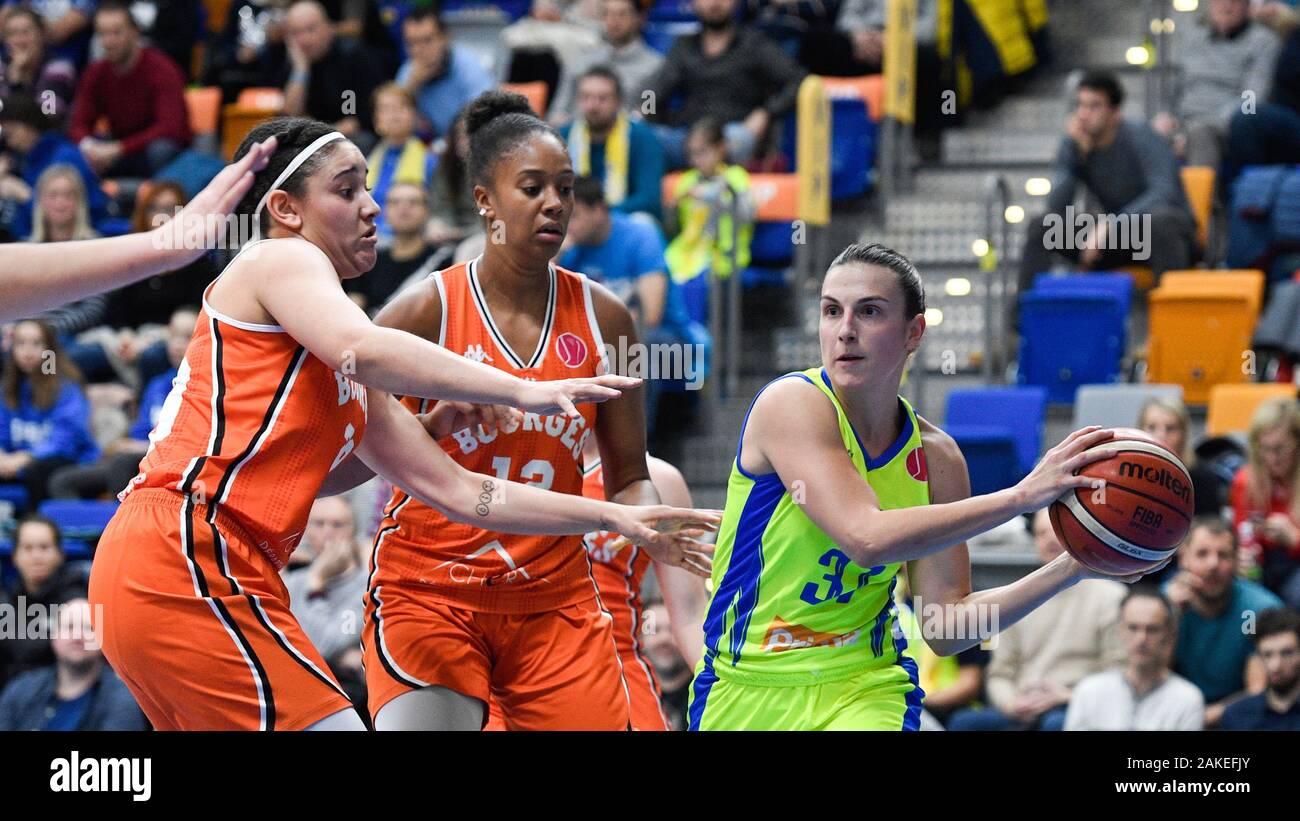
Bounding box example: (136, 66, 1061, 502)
(479, 208, 487, 216)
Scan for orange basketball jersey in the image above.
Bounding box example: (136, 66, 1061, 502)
(121, 268, 369, 571)
(581, 458, 654, 656)
(370, 258, 608, 613)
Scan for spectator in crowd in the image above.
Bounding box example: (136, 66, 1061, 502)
(643, 0, 805, 168)
(426, 108, 478, 247)
(1230, 399, 1300, 607)
(366, 83, 438, 241)
(396, 6, 493, 143)
(101, 184, 214, 351)
(203, 0, 290, 104)
(1223, 13, 1299, 189)
(48, 307, 195, 501)
(1154, 0, 1279, 169)
(0, 94, 108, 241)
(1164, 516, 1281, 726)
(1017, 72, 1197, 311)
(127, 0, 203, 82)
(319, 0, 397, 75)
(1220, 607, 1300, 730)
(664, 118, 754, 324)
(0, 6, 77, 125)
(560, 65, 665, 221)
(0, 594, 146, 730)
(549, 0, 664, 125)
(347, 183, 448, 315)
(0, 320, 99, 507)
(0, 1, 95, 68)
(561, 175, 695, 438)
(947, 508, 1126, 731)
(642, 600, 690, 730)
(0, 516, 88, 689)
(67, 1, 191, 179)
(1064, 587, 1204, 730)
(500, 0, 603, 108)
(1138, 396, 1225, 517)
(282, 495, 368, 717)
(281, 0, 384, 152)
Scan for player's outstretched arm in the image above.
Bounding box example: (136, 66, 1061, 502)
(355, 390, 721, 577)
(751, 377, 1119, 569)
(0, 137, 277, 322)
(904, 420, 1170, 657)
(252, 238, 638, 413)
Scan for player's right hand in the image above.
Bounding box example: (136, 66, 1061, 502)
(1015, 426, 1117, 512)
(515, 374, 642, 417)
(603, 505, 723, 578)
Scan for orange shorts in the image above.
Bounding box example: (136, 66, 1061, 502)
(88, 489, 354, 731)
(484, 644, 667, 731)
(363, 588, 631, 730)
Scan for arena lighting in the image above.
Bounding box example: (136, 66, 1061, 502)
(1004, 205, 1025, 223)
(924, 307, 944, 326)
(972, 238, 990, 257)
(1025, 177, 1051, 196)
(945, 277, 973, 297)
(1127, 45, 1152, 65)
(1173, 0, 1197, 11)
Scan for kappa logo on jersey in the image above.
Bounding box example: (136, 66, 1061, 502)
(464, 343, 494, 364)
(906, 446, 927, 482)
(555, 332, 588, 368)
(761, 616, 863, 653)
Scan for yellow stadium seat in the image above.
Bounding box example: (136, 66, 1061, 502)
(500, 82, 549, 117)
(1146, 288, 1258, 405)
(1206, 383, 1299, 437)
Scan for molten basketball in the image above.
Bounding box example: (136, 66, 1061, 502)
(1049, 428, 1194, 576)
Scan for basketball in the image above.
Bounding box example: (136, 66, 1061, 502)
(1049, 428, 1195, 576)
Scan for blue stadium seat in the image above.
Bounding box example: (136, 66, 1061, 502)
(643, 20, 698, 54)
(1017, 291, 1126, 404)
(750, 221, 794, 268)
(1031, 271, 1134, 318)
(944, 425, 1023, 496)
(0, 483, 28, 513)
(944, 386, 1048, 478)
(37, 499, 119, 540)
(781, 97, 877, 200)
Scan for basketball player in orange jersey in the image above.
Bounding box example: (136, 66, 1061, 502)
(87, 116, 719, 731)
(0, 136, 278, 321)
(328, 91, 704, 730)
(481, 436, 707, 730)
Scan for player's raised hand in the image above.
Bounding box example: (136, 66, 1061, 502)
(1015, 426, 1117, 512)
(515, 374, 642, 417)
(603, 505, 723, 578)
(170, 135, 278, 255)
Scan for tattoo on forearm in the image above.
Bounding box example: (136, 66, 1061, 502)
(476, 479, 495, 517)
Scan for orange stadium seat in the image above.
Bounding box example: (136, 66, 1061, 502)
(185, 86, 222, 138)
(1145, 287, 1258, 404)
(236, 87, 286, 110)
(1205, 383, 1299, 437)
(1181, 166, 1215, 251)
(500, 81, 549, 117)
(820, 74, 885, 122)
(1159, 269, 1265, 317)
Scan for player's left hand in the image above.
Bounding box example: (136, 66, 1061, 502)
(603, 505, 723, 577)
(1064, 552, 1173, 584)
(419, 400, 521, 440)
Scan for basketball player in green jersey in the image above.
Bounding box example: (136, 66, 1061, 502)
(688, 243, 1168, 730)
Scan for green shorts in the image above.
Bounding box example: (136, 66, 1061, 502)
(686, 657, 924, 731)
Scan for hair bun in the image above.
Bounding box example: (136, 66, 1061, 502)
(464, 90, 535, 138)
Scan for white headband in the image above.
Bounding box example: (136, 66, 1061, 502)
(250, 131, 346, 242)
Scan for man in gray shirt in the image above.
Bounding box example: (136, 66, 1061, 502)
(548, 0, 665, 125)
(1018, 71, 1197, 304)
(643, 0, 805, 167)
(1154, 0, 1280, 168)
(1065, 588, 1205, 730)
(283, 495, 368, 710)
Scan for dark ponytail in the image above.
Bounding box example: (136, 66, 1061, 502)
(465, 90, 563, 189)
